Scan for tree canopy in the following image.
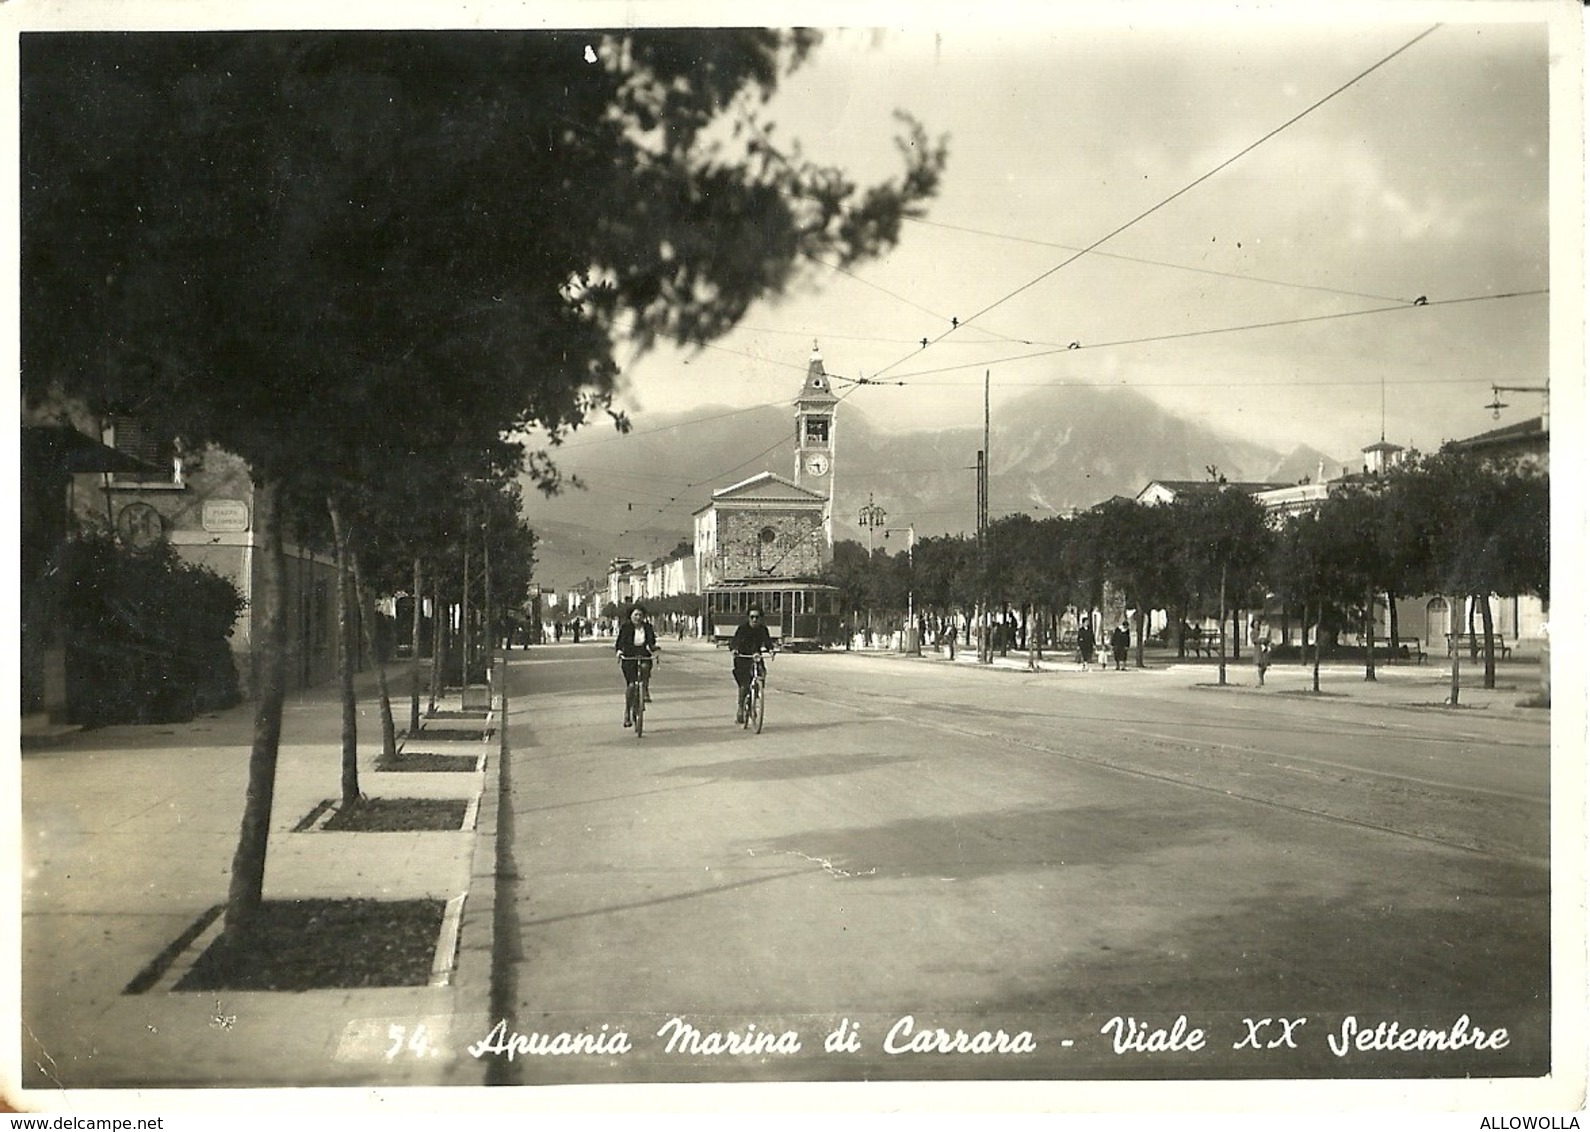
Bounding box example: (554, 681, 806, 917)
(21, 30, 946, 484)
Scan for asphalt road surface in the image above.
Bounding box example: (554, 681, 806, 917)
(483, 640, 1551, 1085)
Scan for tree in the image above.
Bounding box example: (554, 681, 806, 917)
(1382, 447, 1548, 695)
(1271, 507, 1370, 694)
(1091, 498, 1179, 668)
(1170, 487, 1273, 685)
(21, 30, 945, 947)
(1308, 485, 1396, 681)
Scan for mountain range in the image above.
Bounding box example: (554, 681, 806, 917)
(520, 383, 1345, 593)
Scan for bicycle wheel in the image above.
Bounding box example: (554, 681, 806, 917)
(632, 683, 644, 738)
(740, 685, 752, 730)
(753, 678, 765, 733)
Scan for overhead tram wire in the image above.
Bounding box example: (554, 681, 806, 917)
(796, 250, 1034, 347)
(901, 215, 1415, 308)
(872, 288, 1548, 385)
(867, 22, 1444, 380)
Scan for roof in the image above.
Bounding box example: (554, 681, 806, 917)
(1138, 479, 1290, 499)
(693, 470, 827, 515)
(794, 348, 839, 406)
(22, 424, 161, 476)
(1451, 416, 1547, 450)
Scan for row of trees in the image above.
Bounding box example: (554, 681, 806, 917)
(823, 445, 1548, 696)
(22, 31, 945, 948)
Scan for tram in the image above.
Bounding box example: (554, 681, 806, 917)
(705, 581, 842, 650)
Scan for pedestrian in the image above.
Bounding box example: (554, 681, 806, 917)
(1110, 621, 1130, 670)
(1076, 619, 1095, 671)
(1251, 616, 1273, 687)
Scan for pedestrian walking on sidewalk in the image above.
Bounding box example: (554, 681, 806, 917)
(1076, 620, 1095, 671)
(1109, 621, 1130, 670)
(1251, 616, 1273, 687)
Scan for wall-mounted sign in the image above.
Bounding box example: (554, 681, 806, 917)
(202, 499, 250, 533)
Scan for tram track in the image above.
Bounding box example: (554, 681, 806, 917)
(775, 662, 1549, 867)
(655, 648, 1548, 864)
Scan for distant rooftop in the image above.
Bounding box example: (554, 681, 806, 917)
(1451, 416, 1546, 449)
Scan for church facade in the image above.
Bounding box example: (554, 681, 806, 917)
(692, 346, 839, 590)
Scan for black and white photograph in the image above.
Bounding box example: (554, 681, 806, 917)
(7, 0, 1585, 1123)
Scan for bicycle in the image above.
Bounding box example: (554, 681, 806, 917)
(620, 655, 654, 738)
(734, 651, 772, 733)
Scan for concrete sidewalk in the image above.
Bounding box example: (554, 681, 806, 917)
(13, 667, 501, 1099)
(839, 637, 1550, 716)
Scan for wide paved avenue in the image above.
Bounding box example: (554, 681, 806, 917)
(484, 640, 1551, 1085)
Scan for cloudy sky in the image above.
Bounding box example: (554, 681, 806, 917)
(4, 1, 1575, 480)
(596, 7, 1565, 465)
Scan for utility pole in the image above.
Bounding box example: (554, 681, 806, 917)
(978, 370, 992, 664)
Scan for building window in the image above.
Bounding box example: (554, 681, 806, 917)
(106, 417, 182, 485)
(804, 417, 829, 445)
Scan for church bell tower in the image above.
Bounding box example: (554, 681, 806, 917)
(794, 343, 838, 488)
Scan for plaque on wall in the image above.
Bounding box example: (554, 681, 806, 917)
(116, 502, 164, 550)
(202, 499, 251, 533)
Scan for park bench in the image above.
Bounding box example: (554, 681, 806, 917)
(1184, 628, 1221, 658)
(1392, 637, 1425, 664)
(1446, 632, 1512, 660)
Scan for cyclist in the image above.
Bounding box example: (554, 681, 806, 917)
(615, 605, 658, 727)
(730, 606, 775, 724)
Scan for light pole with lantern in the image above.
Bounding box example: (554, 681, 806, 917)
(857, 494, 888, 647)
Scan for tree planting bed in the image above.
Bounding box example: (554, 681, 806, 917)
(320, 796, 469, 832)
(172, 898, 446, 991)
(376, 752, 481, 773)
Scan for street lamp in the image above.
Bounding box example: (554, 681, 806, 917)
(884, 524, 918, 655)
(857, 495, 888, 647)
(857, 494, 887, 555)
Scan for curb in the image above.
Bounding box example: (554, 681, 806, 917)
(437, 667, 506, 1084)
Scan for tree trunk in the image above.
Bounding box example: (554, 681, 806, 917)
(483, 527, 494, 680)
(1133, 608, 1146, 669)
(328, 498, 360, 806)
(1364, 584, 1378, 681)
(428, 587, 444, 715)
(1387, 591, 1400, 660)
(1448, 593, 1462, 706)
(223, 476, 288, 947)
(1027, 600, 1038, 672)
(1217, 562, 1228, 686)
(1231, 606, 1242, 662)
(460, 540, 471, 689)
(352, 551, 398, 763)
(1479, 594, 1497, 689)
(409, 558, 423, 738)
(1311, 598, 1322, 693)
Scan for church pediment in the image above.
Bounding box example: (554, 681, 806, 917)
(711, 471, 827, 504)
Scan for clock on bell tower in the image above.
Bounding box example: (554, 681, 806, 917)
(794, 342, 838, 490)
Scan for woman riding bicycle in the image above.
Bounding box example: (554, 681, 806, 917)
(615, 605, 658, 728)
(730, 607, 775, 724)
